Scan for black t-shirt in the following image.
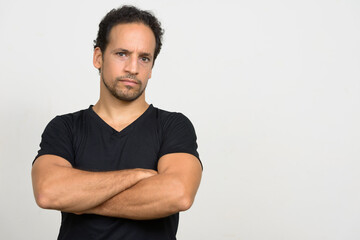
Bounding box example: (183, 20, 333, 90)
(34, 104, 200, 240)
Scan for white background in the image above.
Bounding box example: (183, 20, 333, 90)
(1, 0, 360, 239)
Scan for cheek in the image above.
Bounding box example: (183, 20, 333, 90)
(140, 66, 152, 78)
(103, 61, 123, 76)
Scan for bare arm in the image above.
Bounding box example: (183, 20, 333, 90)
(31, 154, 157, 213)
(82, 153, 202, 220)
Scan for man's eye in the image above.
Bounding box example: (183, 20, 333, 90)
(141, 57, 150, 62)
(116, 52, 126, 57)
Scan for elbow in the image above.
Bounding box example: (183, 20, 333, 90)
(172, 181, 195, 212)
(33, 185, 61, 210)
(35, 193, 52, 209)
(31, 163, 65, 210)
(177, 195, 194, 212)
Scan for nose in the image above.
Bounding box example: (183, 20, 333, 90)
(124, 56, 139, 75)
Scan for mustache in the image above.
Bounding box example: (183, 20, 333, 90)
(116, 74, 141, 83)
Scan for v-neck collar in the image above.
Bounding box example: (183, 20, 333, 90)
(88, 104, 154, 136)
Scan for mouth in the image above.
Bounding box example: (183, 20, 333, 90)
(119, 78, 139, 85)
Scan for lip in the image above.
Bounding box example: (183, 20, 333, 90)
(119, 78, 138, 85)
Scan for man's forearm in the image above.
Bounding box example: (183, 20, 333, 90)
(32, 155, 157, 213)
(81, 153, 202, 220)
(74, 153, 202, 220)
(82, 173, 192, 220)
(53, 168, 154, 213)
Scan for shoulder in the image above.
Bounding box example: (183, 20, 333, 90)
(35, 107, 90, 164)
(152, 106, 193, 129)
(44, 107, 91, 135)
(50, 107, 90, 126)
(153, 105, 200, 160)
(55, 107, 89, 121)
(151, 105, 197, 140)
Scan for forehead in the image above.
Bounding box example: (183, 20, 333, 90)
(107, 23, 156, 54)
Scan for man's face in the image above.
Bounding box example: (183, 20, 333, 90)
(94, 23, 156, 102)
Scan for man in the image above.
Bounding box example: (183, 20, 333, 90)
(31, 5, 202, 240)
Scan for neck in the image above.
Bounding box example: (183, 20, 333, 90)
(93, 91, 149, 129)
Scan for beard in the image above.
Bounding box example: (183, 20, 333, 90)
(101, 72, 147, 102)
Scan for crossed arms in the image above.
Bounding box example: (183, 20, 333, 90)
(31, 153, 202, 220)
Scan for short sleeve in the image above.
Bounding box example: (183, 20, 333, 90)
(159, 113, 201, 164)
(33, 116, 74, 165)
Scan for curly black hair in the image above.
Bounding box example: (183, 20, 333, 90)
(94, 5, 164, 65)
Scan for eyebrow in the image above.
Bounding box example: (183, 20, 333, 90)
(112, 48, 153, 59)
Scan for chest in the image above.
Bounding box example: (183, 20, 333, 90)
(73, 122, 161, 171)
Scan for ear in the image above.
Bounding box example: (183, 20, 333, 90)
(93, 47, 103, 70)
